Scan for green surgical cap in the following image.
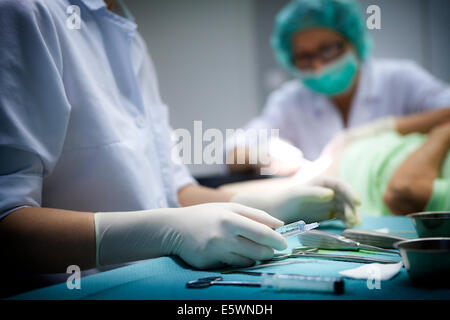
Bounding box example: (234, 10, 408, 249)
(271, 0, 373, 73)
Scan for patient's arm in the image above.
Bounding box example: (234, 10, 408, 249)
(384, 122, 450, 215)
(220, 147, 342, 194)
(396, 108, 450, 135)
(315, 110, 450, 178)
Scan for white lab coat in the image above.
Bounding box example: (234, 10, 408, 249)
(241, 59, 450, 160)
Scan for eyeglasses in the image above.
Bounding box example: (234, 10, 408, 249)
(292, 40, 347, 70)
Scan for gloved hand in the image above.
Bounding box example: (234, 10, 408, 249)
(94, 203, 287, 269)
(231, 176, 361, 227)
(258, 137, 305, 176)
(346, 117, 396, 140)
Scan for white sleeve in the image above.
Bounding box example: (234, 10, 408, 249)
(401, 61, 450, 113)
(171, 152, 198, 191)
(136, 33, 197, 193)
(163, 109, 197, 193)
(0, 1, 70, 218)
(169, 124, 197, 191)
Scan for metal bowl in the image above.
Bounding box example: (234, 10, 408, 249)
(407, 211, 450, 238)
(394, 238, 450, 287)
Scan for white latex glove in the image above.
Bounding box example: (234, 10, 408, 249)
(94, 203, 287, 270)
(231, 176, 362, 227)
(258, 138, 304, 176)
(346, 117, 396, 140)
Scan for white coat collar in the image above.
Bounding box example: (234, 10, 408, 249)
(79, 0, 136, 22)
(308, 58, 380, 125)
(79, 0, 137, 32)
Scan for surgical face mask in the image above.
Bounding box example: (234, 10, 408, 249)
(295, 51, 360, 97)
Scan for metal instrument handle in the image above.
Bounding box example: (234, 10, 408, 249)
(357, 243, 401, 255)
(292, 252, 401, 264)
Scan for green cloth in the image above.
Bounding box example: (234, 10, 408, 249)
(339, 130, 450, 216)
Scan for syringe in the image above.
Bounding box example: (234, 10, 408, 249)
(275, 220, 320, 237)
(260, 273, 344, 294)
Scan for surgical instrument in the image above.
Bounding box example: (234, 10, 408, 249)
(221, 259, 316, 274)
(221, 247, 400, 273)
(186, 274, 344, 294)
(270, 247, 401, 264)
(342, 229, 408, 249)
(187, 276, 259, 288)
(218, 270, 345, 294)
(275, 220, 320, 237)
(299, 230, 400, 255)
(222, 270, 279, 276)
(271, 247, 318, 260)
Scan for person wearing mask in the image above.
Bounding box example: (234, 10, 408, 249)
(227, 0, 450, 175)
(0, 0, 360, 290)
